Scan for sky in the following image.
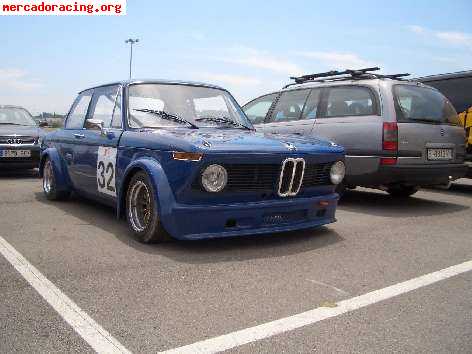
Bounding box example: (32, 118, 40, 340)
(1, 0, 471, 115)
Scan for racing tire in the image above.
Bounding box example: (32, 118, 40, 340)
(125, 171, 171, 243)
(387, 185, 419, 198)
(42, 157, 71, 201)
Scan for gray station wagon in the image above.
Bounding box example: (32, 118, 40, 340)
(243, 68, 467, 197)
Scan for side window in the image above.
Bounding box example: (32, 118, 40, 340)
(111, 88, 122, 128)
(88, 85, 120, 128)
(243, 94, 277, 124)
(301, 89, 321, 120)
(268, 90, 310, 123)
(65, 91, 92, 129)
(324, 86, 376, 118)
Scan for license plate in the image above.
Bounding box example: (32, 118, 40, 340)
(427, 148, 453, 161)
(0, 150, 31, 158)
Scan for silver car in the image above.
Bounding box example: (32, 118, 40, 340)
(243, 68, 467, 197)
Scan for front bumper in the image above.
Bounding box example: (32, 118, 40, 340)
(163, 193, 339, 240)
(378, 163, 468, 186)
(0, 146, 40, 170)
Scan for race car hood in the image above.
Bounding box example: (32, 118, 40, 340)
(121, 128, 344, 155)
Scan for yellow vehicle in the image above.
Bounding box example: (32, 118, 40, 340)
(419, 71, 472, 177)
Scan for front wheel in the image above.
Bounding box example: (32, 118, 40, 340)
(126, 172, 170, 243)
(42, 158, 70, 201)
(387, 185, 419, 198)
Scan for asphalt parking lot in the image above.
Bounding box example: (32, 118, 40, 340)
(0, 171, 471, 353)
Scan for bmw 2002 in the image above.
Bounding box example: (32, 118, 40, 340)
(40, 80, 345, 243)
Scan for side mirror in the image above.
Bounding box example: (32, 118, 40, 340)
(85, 119, 105, 134)
(38, 120, 48, 127)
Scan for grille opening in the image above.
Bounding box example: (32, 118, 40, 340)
(292, 162, 304, 192)
(316, 209, 326, 217)
(262, 210, 307, 225)
(193, 162, 333, 194)
(279, 160, 294, 194)
(225, 219, 237, 228)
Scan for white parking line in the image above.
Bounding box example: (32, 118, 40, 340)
(161, 259, 472, 354)
(0, 236, 131, 354)
(2, 232, 471, 354)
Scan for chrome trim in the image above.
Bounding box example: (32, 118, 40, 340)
(277, 158, 305, 197)
(0, 143, 36, 148)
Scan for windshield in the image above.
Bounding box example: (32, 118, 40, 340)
(393, 84, 458, 125)
(128, 84, 252, 129)
(0, 107, 37, 126)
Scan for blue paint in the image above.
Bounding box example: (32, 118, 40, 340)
(41, 80, 345, 240)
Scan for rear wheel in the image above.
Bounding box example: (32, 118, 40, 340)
(387, 184, 419, 198)
(125, 171, 170, 243)
(42, 158, 70, 201)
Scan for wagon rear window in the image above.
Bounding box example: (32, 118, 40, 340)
(394, 84, 459, 125)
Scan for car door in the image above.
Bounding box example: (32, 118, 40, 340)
(311, 85, 383, 178)
(55, 90, 93, 189)
(242, 93, 278, 132)
(73, 85, 124, 202)
(263, 89, 317, 136)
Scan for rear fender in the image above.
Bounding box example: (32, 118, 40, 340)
(39, 148, 71, 192)
(118, 158, 175, 230)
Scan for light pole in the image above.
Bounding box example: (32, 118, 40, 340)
(125, 38, 139, 79)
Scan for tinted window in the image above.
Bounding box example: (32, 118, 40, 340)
(325, 86, 376, 118)
(394, 84, 458, 125)
(243, 94, 277, 124)
(269, 90, 310, 122)
(301, 89, 321, 120)
(89, 86, 120, 128)
(66, 91, 92, 129)
(422, 77, 472, 113)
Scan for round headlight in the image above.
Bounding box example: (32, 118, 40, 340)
(201, 164, 227, 192)
(330, 161, 345, 185)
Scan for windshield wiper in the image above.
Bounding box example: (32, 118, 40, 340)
(134, 109, 199, 129)
(0, 122, 28, 126)
(195, 116, 251, 130)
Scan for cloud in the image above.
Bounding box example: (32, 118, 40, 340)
(219, 47, 303, 76)
(435, 31, 472, 46)
(198, 73, 261, 86)
(407, 25, 472, 47)
(406, 25, 426, 34)
(0, 68, 42, 91)
(295, 51, 376, 70)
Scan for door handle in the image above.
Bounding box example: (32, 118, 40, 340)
(74, 133, 85, 139)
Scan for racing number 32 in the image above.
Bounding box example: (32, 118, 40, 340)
(97, 146, 117, 197)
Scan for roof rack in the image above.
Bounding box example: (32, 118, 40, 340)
(285, 67, 411, 88)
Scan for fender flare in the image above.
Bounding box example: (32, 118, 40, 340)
(117, 157, 176, 232)
(39, 148, 71, 192)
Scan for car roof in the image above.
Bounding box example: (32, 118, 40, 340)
(78, 79, 226, 94)
(417, 70, 472, 82)
(280, 77, 423, 92)
(0, 105, 29, 109)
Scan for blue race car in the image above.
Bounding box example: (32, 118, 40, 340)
(40, 80, 345, 243)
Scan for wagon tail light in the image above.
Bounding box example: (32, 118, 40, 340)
(381, 122, 398, 165)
